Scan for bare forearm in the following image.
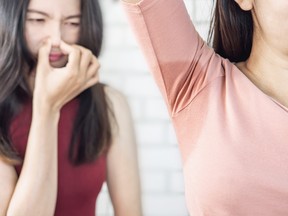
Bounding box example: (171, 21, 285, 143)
(7, 108, 60, 216)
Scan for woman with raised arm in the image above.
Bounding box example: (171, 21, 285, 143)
(122, 0, 288, 215)
(0, 0, 142, 215)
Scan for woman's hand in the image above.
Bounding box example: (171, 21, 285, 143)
(33, 39, 100, 113)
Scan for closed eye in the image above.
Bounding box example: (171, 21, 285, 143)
(27, 18, 46, 23)
(64, 22, 80, 27)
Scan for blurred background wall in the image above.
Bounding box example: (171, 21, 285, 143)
(96, 0, 213, 215)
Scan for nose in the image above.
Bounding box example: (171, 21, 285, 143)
(48, 21, 62, 47)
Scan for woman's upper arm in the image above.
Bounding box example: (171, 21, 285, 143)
(122, 0, 224, 115)
(105, 87, 142, 216)
(0, 158, 17, 216)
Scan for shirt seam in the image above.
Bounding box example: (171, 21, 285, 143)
(172, 74, 225, 118)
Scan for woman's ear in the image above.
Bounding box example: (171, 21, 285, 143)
(234, 0, 253, 11)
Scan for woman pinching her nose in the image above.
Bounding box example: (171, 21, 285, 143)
(0, 0, 142, 216)
(34, 39, 100, 113)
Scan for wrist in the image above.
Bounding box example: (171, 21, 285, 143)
(32, 99, 61, 121)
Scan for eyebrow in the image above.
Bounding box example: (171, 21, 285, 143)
(65, 15, 81, 20)
(27, 9, 81, 19)
(27, 9, 49, 17)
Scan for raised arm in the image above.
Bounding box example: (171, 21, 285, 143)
(122, 0, 224, 116)
(105, 87, 142, 216)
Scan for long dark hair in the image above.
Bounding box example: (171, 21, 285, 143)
(208, 0, 253, 62)
(0, 0, 113, 165)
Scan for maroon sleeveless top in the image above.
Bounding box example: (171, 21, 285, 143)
(10, 98, 107, 216)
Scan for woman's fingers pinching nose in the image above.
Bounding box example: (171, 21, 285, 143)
(59, 40, 75, 55)
(38, 39, 52, 67)
(59, 40, 81, 69)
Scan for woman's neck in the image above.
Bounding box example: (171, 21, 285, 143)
(236, 34, 288, 107)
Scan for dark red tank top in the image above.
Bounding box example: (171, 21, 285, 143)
(10, 98, 107, 216)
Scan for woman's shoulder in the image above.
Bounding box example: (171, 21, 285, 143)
(103, 85, 130, 110)
(102, 85, 134, 138)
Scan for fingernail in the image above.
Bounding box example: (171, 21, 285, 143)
(43, 38, 52, 45)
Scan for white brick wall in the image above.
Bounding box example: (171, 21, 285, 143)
(96, 0, 212, 215)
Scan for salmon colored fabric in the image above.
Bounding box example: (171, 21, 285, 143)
(10, 98, 106, 216)
(123, 0, 288, 215)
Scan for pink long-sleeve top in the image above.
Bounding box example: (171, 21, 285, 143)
(123, 0, 288, 215)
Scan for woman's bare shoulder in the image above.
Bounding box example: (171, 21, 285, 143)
(104, 86, 130, 110)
